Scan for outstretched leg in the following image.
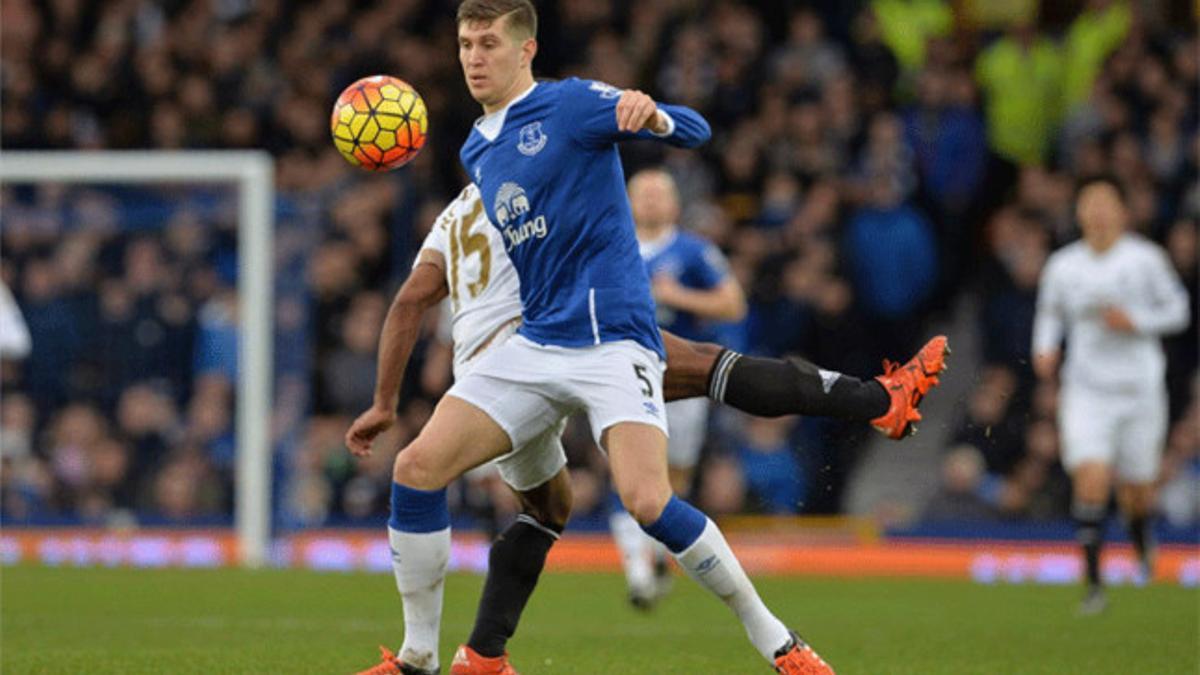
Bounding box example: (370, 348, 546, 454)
(661, 332, 887, 419)
(661, 330, 949, 439)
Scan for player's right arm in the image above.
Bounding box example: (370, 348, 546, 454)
(1031, 254, 1065, 380)
(346, 249, 450, 458)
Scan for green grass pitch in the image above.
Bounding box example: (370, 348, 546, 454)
(2, 565, 1197, 674)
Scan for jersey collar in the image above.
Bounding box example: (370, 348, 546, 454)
(637, 226, 679, 258)
(473, 82, 538, 142)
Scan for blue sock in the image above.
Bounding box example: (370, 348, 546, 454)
(605, 489, 626, 515)
(640, 495, 707, 554)
(389, 482, 450, 533)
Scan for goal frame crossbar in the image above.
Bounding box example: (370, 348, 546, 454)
(0, 150, 275, 568)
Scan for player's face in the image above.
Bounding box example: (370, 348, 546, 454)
(458, 16, 533, 110)
(1076, 183, 1126, 250)
(629, 173, 680, 230)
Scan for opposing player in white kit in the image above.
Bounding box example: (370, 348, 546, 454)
(349, 181, 947, 675)
(1033, 176, 1190, 614)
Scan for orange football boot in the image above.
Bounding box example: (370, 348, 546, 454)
(871, 335, 950, 439)
(774, 631, 835, 674)
(354, 646, 439, 675)
(448, 645, 519, 675)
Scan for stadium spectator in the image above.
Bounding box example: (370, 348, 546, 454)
(974, 19, 1064, 166)
(734, 416, 806, 514)
(1061, 0, 1132, 107)
(870, 0, 953, 76)
(842, 168, 938, 361)
(922, 445, 1000, 521)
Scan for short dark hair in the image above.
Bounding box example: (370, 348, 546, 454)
(1075, 173, 1126, 203)
(457, 0, 537, 39)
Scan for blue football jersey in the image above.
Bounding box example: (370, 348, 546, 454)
(641, 229, 731, 343)
(459, 78, 711, 358)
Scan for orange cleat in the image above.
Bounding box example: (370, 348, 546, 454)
(774, 631, 835, 674)
(448, 645, 519, 675)
(354, 646, 439, 675)
(871, 335, 950, 440)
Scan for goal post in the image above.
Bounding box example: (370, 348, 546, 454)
(0, 150, 276, 568)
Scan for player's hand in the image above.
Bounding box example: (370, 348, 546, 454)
(345, 406, 397, 458)
(1102, 306, 1136, 333)
(616, 90, 666, 134)
(1032, 351, 1060, 381)
(651, 273, 685, 307)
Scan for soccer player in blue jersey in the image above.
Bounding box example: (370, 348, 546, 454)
(379, 1, 833, 672)
(610, 168, 748, 609)
(363, 2, 943, 673)
(350, 183, 949, 675)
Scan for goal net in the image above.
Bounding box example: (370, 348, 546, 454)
(0, 150, 274, 567)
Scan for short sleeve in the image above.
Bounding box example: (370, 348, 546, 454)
(414, 197, 458, 268)
(691, 242, 731, 289)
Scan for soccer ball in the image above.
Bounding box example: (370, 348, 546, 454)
(331, 75, 428, 171)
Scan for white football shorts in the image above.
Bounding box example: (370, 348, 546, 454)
(448, 334, 669, 490)
(1058, 383, 1168, 483)
(665, 397, 709, 470)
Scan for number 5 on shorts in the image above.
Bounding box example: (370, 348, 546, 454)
(632, 364, 654, 398)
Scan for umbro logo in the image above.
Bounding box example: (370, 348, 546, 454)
(693, 554, 720, 575)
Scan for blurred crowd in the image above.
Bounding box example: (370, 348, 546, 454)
(1, 0, 1196, 528)
(1, 187, 241, 522)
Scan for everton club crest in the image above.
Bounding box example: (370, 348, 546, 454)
(517, 121, 548, 156)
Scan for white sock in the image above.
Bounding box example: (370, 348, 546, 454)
(674, 518, 791, 662)
(609, 509, 655, 594)
(388, 526, 450, 671)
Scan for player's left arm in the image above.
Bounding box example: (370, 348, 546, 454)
(1107, 247, 1191, 336)
(614, 90, 711, 148)
(568, 79, 711, 149)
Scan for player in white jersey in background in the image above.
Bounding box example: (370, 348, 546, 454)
(1032, 175, 1190, 615)
(609, 168, 747, 609)
(349, 182, 947, 675)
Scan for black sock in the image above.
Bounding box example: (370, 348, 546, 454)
(1073, 502, 1106, 589)
(1127, 515, 1152, 564)
(467, 515, 561, 657)
(709, 350, 890, 420)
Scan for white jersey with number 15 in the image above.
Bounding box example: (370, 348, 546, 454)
(417, 183, 523, 377)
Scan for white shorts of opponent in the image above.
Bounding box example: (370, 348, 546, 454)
(665, 398, 710, 470)
(451, 334, 669, 492)
(1058, 383, 1168, 484)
